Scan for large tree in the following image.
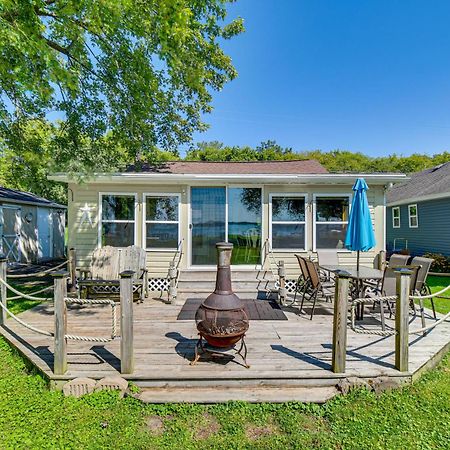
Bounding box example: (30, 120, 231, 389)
(0, 0, 243, 171)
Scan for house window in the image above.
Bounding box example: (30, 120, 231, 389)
(314, 195, 350, 249)
(100, 194, 136, 247)
(392, 207, 400, 228)
(270, 194, 306, 250)
(408, 204, 418, 228)
(145, 194, 180, 249)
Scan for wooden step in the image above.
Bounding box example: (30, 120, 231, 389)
(133, 385, 339, 403)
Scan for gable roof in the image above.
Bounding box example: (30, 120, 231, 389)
(0, 186, 66, 209)
(125, 159, 329, 174)
(386, 161, 450, 205)
(49, 159, 408, 185)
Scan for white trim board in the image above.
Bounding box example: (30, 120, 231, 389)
(50, 172, 408, 185)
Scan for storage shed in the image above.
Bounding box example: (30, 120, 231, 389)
(0, 186, 66, 263)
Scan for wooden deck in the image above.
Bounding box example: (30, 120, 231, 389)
(1, 296, 449, 402)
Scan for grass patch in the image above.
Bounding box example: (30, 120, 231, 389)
(6, 277, 53, 315)
(0, 335, 449, 449)
(426, 275, 450, 315)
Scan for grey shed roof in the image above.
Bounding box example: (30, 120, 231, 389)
(386, 161, 450, 204)
(0, 186, 66, 209)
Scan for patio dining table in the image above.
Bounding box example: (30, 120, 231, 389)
(320, 265, 384, 319)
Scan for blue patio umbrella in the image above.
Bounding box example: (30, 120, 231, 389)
(344, 178, 376, 270)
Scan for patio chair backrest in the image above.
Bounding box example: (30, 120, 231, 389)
(295, 254, 310, 281)
(305, 258, 321, 289)
(119, 245, 146, 279)
(381, 265, 419, 297)
(411, 256, 434, 292)
(90, 245, 146, 280)
(373, 251, 386, 270)
(389, 253, 410, 267)
(90, 246, 120, 280)
(317, 250, 339, 267)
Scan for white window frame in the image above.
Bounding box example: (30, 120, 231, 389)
(392, 206, 401, 228)
(98, 192, 138, 248)
(143, 193, 181, 252)
(269, 193, 307, 251)
(408, 204, 418, 228)
(313, 193, 352, 251)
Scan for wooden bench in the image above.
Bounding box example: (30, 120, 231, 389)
(77, 246, 148, 301)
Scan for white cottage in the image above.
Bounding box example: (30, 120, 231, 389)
(50, 160, 406, 295)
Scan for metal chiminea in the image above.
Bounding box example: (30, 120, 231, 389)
(191, 242, 249, 367)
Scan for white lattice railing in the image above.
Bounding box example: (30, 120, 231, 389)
(148, 277, 170, 292)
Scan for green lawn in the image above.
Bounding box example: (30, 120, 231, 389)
(426, 275, 450, 314)
(6, 277, 52, 315)
(0, 336, 449, 449)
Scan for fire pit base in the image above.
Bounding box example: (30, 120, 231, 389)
(190, 335, 250, 369)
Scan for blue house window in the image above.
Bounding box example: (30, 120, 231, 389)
(408, 204, 418, 228)
(392, 207, 400, 228)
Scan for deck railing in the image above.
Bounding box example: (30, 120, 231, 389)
(332, 268, 414, 373)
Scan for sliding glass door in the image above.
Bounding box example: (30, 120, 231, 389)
(190, 187, 262, 266)
(191, 187, 226, 265)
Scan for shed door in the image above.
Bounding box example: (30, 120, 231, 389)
(0, 205, 22, 262)
(37, 208, 53, 259)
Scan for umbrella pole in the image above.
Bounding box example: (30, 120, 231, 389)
(357, 251, 360, 271)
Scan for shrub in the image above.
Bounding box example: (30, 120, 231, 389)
(423, 252, 450, 273)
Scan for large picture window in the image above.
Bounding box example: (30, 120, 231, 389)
(314, 195, 350, 249)
(270, 194, 306, 250)
(145, 194, 180, 249)
(100, 194, 136, 247)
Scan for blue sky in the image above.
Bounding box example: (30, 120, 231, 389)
(191, 0, 450, 157)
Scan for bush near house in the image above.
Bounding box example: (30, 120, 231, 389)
(423, 252, 450, 274)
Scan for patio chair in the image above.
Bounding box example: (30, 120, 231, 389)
(411, 256, 436, 319)
(77, 245, 148, 301)
(317, 250, 339, 282)
(388, 253, 410, 267)
(366, 265, 419, 330)
(299, 258, 335, 320)
(372, 251, 386, 270)
(293, 254, 310, 304)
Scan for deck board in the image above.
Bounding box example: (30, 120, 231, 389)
(1, 298, 449, 393)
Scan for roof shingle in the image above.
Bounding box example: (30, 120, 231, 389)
(0, 186, 65, 208)
(126, 159, 328, 175)
(386, 161, 450, 204)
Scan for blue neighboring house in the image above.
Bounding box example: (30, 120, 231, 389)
(386, 161, 450, 257)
